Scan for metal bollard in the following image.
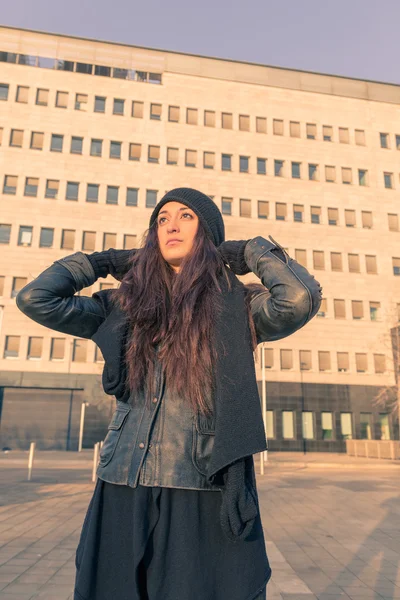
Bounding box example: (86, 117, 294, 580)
(27, 442, 35, 481)
(92, 442, 99, 482)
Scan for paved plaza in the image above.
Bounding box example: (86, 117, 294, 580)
(0, 453, 399, 600)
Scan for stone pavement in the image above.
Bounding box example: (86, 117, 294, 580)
(0, 457, 399, 599)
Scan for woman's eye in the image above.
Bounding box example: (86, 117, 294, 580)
(159, 213, 192, 224)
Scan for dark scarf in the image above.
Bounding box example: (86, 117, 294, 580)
(92, 267, 268, 541)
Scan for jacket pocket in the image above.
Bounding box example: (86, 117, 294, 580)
(98, 405, 131, 467)
(191, 415, 215, 476)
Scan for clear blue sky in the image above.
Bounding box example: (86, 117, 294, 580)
(2, 0, 399, 85)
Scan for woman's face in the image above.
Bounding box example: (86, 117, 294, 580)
(156, 201, 199, 272)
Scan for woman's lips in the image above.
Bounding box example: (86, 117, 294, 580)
(166, 240, 182, 246)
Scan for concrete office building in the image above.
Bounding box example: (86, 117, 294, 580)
(0, 25, 399, 452)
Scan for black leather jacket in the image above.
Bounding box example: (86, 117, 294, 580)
(16, 236, 322, 490)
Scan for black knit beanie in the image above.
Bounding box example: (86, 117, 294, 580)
(149, 187, 225, 247)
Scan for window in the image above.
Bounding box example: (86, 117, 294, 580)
(86, 184, 99, 203)
(328, 207, 338, 225)
(257, 158, 266, 175)
(45, 179, 59, 199)
(204, 110, 215, 127)
(256, 117, 267, 133)
(94, 96, 106, 113)
(132, 101, 144, 118)
(72, 339, 87, 363)
(113, 98, 124, 115)
(340, 413, 352, 439)
(239, 115, 250, 131)
(82, 231, 96, 252)
(258, 201, 269, 219)
(76, 62, 93, 74)
(16, 85, 29, 103)
(380, 132, 389, 148)
(71, 136, 83, 154)
(55, 91, 68, 108)
(295, 249, 307, 267)
(310, 206, 321, 224)
(50, 338, 65, 360)
(291, 162, 301, 179)
(280, 349, 293, 370)
(396, 134, 400, 150)
(106, 186, 119, 204)
(50, 134, 63, 152)
(299, 350, 311, 370)
(345, 209, 356, 227)
(388, 213, 399, 231)
(356, 353, 368, 373)
(317, 298, 327, 317)
(3, 175, 17, 194)
(378, 414, 390, 440)
(293, 204, 304, 222)
(221, 154, 232, 171)
(338, 127, 349, 143)
(361, 211, 372, 229)
(167, 147, 179, 165)
(169, 106, 180, 122)
(342, 167, 352, 184)
(331, 252, 342, 271)
(30, 131, 44, 150)
(384, 172, 393, 189)
(325, 165, 336, 183)
(185, 150, 197, 167)
(282, 411, 295, 439)
(274, 160, 284, 177)
(306, 123, 316, 139)
(90, 138, 102, 157)
(4, 336, 20, 358)
(24, 177, 39, 197)
(103, 232, 117, 250)
(240, 199, 251, 218)
(369, 301, 380, 321)
(0, 83, 9, 100)
(221, 112, 232, 129)
(10, 129, 23, 147)
(322, 125, 333, 141)
(318, 351, 331, 371)
(110, 141, 122, 159)
(358, 169, 368, 186)
(203, 151, 215, 169)
(186, 108, 198, 125)
(308, 164, 318, 181)
(273, 119, 283, 135)
(221, 197, 232, 215)
(129, 143, 141, 161)
(360, 413, 372, 439)
(0, 224, 11, 244)
(334, 299, 346, 319)
(355, 129, 365, 145)
(313, 250, 324, 270)
(374, 354, 386, 374)
(272, 203, 287, 224)
(239, 156, 249, 173)
(150, 103, 162, 120)
(148, 145, 160, 164)
(348, 254, 360, 272)
(39, 228, 54, 248)
(365, 255, 377, 274)
(36, 88, 49, 106)
(337, 352, 349, 373)
(260, 347, 273, 369)
(126, 188, 138, 206)
(266, 410, 275, 438)
(289, 121, 300, 137)
(75, 93, 88, 110)
(0, 127, 2, 145)
(18, 226, 33, 246)
(352, 300, 364, 320)
(146, 190, 157, 208)
(123, 234, 137, 250)
(66, 181, 79, 201)
(392, 257, 400, 276)
(321, 413, 333, 440)
(302, 412, 314, 439)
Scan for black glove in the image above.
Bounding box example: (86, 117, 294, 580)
(85, 248, 136, 281)
(217, 240, 251, 275)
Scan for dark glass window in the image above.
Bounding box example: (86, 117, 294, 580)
(146, 190, 157, 208)
(66, 182, 79, 200)
(94, 96, 106, 113)
(126, 188, 138, 206)
(221, 154, 231, 171)
(50, 134, 63, 152)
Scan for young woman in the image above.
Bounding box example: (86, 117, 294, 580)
(16, 187, 322, 600)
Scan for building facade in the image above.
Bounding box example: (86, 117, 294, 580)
(0, 25, 399, 452)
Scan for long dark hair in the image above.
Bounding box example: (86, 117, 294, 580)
(109, 221, 263, 416)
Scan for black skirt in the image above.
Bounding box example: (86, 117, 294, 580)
(74, 478, 271, 600)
